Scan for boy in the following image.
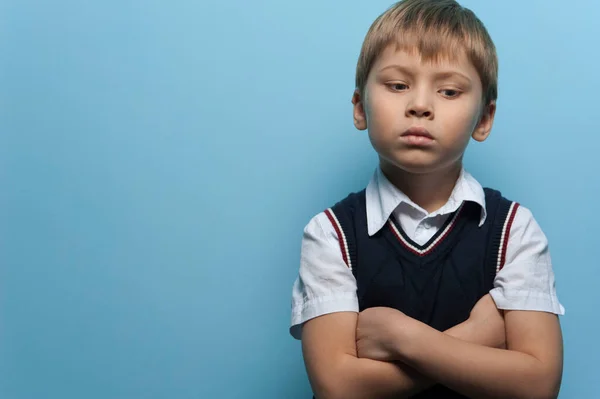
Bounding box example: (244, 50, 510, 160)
(290, 1, 565, 398)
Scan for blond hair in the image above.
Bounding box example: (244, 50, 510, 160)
(356, 0, 498, 105)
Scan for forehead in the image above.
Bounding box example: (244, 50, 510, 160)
(372, 44, 480, 79)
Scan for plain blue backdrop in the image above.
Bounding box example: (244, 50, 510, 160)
(1, 0, 598, 398)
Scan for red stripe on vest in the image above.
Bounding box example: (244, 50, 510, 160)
(324, 209, 350, 268)
(498, 203, 520, 271)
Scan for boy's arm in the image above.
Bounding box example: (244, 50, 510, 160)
(302, 312, 428, 399)
(301, 296, 505, 399)
(388, 309, 563, 399)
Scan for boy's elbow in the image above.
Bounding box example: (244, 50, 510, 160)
(536, 381, 561, 399)
(528, 366, 561, 399)
(312, 379, 348, 399)
(311, 357, 358, 399)
(318, 385, 364, 399)
(313, 385, 345, 399)
(530, 388, 559, 399)
(311, 374, 351, 399)
(511, 381, 558, 399)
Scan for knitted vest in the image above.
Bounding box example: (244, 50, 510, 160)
(324, 188, 519, 398)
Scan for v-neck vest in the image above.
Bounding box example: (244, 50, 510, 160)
(325, 188, 518, 399)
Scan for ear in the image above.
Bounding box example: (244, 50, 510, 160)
(352, 89, 368, 130)
(472, 101, 496, 142)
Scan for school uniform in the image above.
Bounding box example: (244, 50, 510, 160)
(290, 167, 564, 397)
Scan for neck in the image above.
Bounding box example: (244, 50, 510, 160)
(380, 160, 462, 213)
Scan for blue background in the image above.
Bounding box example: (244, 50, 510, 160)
(1, 0, 597, 398)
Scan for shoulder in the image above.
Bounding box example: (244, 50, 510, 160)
(481, 187, 521, 229)
(304, 190, 367, 235)
(498, 202, 549, 264)
(482, 187, 512, 205)
(302, 190, 365, 239)
(329, 189, 367, 214)
(481, 188, 545, 239)
(508, 204, 549, 249)
(302, 211, 337, 248)
(482, 187, 545, 249)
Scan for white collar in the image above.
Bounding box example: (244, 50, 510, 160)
(365, 167, 487, 236)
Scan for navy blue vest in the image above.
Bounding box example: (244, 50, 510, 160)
(326, 188, 516, 398)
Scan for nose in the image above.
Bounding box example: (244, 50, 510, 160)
(407, 106, 432, 118)
(406, 91, 433, 119)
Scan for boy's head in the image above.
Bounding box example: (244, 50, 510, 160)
(352, 0, 498, 175)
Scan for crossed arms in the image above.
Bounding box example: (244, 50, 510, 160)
(301, 294, 563, 399)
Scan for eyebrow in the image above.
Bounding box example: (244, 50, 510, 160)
(378, 64, 415, 77)
(377, 65, 472, 83)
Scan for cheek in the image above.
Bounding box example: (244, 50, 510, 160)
(365, 93, 399, 129)
(365, 103, 393, 152)
(445, 103, 481, 137)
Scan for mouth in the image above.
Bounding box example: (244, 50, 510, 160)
(401, 127, 434, 139)
(400, 127, 435, 146)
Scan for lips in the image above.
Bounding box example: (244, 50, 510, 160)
(401, 126, 434, 139)
(399, 126, 435, 146)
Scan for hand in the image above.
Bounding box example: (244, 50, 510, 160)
(468, 294, 506, 349)
(356, 307, 413, 362)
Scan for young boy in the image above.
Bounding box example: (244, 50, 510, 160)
(290, 1, 565, 398)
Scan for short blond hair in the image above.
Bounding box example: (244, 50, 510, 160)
(356, 0, 498, 105)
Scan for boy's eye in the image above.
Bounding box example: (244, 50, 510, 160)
(389, 83, 408, 91)
(440, 89, 461, 98)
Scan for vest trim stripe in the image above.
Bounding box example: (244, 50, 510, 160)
(497, 202, 520, 273)
(325, 208, 352, 269)
(387, 204, 465, 256)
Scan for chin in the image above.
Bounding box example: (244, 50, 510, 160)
(380, 156, 443, 175)
(396, 164, 441, 175)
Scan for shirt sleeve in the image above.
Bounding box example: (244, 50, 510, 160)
(489, 205, 565, 315)
(290, 212, 359, 340)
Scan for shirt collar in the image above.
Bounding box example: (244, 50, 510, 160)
(365, 167, 487, 236)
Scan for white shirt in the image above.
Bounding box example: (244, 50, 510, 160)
(290, 167, 565, 339)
